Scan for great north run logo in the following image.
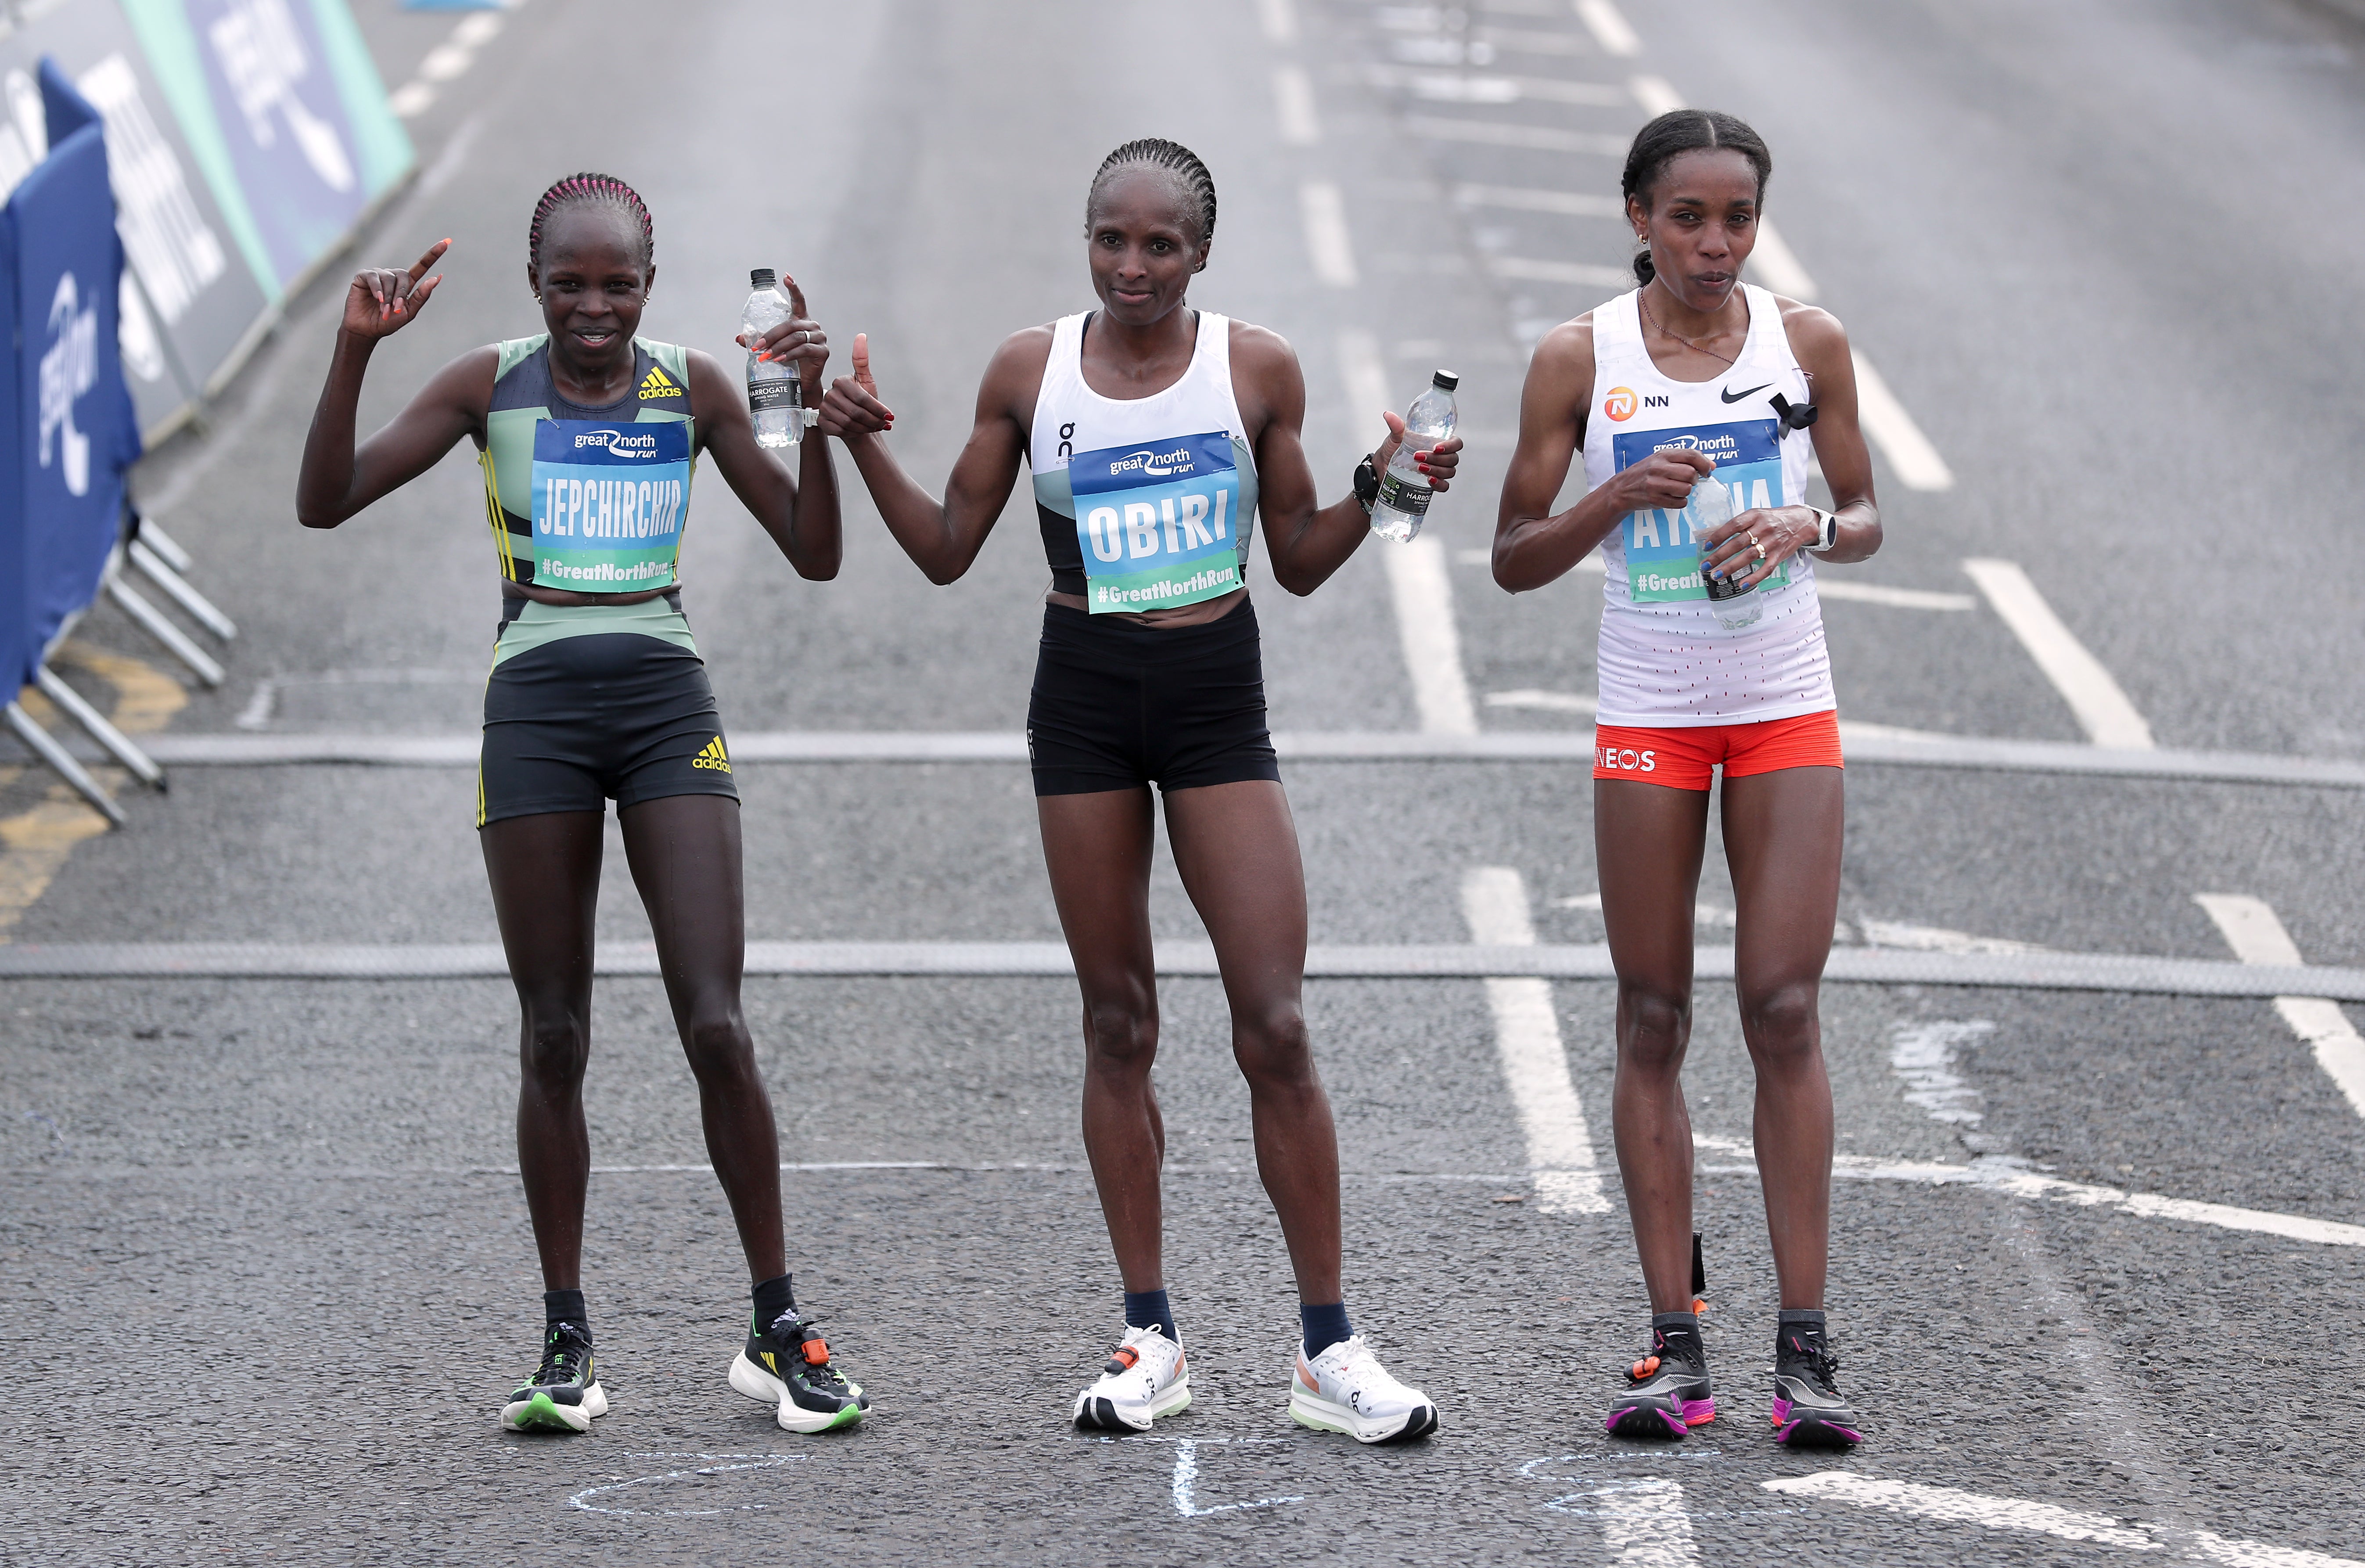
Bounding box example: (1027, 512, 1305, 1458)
(39, 273, 98, 498)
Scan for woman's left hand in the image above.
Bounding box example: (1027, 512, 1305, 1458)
(1370, 409, 1465, 493)
(738, 273, 831, 398)
(1700, 504, 1815, 589)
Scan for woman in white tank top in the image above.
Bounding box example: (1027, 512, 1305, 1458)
(1492, 111, 1883, 1449)
(810, 139, 1462, 1443)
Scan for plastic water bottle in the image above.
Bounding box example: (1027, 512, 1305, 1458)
(740, 268, 801, 449)
(1369, 370, 1459, 543)
(1687, 470, 1761, 629)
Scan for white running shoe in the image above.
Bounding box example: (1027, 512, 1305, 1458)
(1071, 1324, 1190, 1431)
(1288, 1334, 1439, 1443)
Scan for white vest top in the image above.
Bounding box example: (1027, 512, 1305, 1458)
(1029, 311, 1259, 610)
(1581, 284, 1833, 727)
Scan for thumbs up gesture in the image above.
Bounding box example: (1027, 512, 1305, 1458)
(818, 333, 896, 439)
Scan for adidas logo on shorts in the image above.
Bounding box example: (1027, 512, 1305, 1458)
(691, 736, 731, 773)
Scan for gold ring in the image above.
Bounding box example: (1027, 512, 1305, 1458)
(1752, 536, 1767, 560)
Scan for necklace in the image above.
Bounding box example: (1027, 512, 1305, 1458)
(1639, 293, 1743, 369)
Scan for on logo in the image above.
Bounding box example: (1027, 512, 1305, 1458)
(1603, 385, 1637, 422)
(39, 273, 97, 498)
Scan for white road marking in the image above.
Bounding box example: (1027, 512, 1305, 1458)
(1764, 1473, 2365, 1567)
(1746, 219, 1819, 302)
(1485, 688, 1597, 714)
(387, 7, 507, 119)
(1342, 327, 1481, 735)
(1405, 116, 1628, 155)
(1574, 0, 1642, 57)
(1626, 72, 1682, 116)
(1300, 181, 1359, 287)
(1462, 867, 1612, 1215)
(1812, 579, 1976, 610)
(571, 1455, 805, 1518)
(1856, 918, 2040, 956)
(2196, 893, 2365, 1121)
(1850, 351, 1955, 490)
(1273, 65, 1320, 145)
(1586, 1478, 1701, 1565)
(1452, 183, 1624, 218)
(1370, 67, 1627, 106)
(1890, 1019, 1995, 1127)
(1695, 1133, 2365, 1248)
(1256, 0, 1298, 45)
(1961, 558, 2154, 748)
(1172, 1439, 1304, 1517)
(1488, 255, 1633, 288)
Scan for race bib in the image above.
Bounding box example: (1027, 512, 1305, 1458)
(1611, 419, 1788, 603)
(1070, 431, 1242, 614)
(530, 420, 690, 591)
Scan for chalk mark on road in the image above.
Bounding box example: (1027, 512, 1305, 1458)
(568, 1453, 808, 1518)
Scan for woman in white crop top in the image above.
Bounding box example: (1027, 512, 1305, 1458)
(805, 139, 1463, 1443)
(1492, 110, 1883, 1449)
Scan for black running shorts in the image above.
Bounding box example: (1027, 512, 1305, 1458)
(1026, 597, 1282, 797)
(478, 631, 738, 826)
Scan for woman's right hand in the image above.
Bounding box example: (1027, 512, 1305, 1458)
(819, 334, 896, 438)
(340, 239, 448, 342)
(1610, 446, 1714, 514)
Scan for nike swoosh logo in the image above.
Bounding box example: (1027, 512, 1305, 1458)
(1721, 383, 1772, 404)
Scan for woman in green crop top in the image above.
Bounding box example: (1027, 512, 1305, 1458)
(295, 173, 869, 1438)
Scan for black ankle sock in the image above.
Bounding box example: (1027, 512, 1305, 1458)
(1777, 1308, 1826, 1353)
(753, 1274, 797, 1334)
(544, 1289, 586, 1331)
(1300, 1302, 1353, 1358)
(1124, 1289, 1175, 1338)
(1651, 1310, 1700, 1334)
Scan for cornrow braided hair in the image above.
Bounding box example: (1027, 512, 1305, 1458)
(1621, 110, 1771, 285)
(1086, 138, 1218, 248)
(527, 171, 654, 281)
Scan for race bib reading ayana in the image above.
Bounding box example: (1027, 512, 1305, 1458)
(1611, 419, 1789, 603)
(531, 420, 691, 591)
(1071, 431, 1241, 614)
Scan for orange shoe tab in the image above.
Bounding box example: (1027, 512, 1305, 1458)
(801, 1338, 830, 1366)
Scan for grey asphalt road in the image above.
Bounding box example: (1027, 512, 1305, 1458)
(4, 0, 2363, 1562)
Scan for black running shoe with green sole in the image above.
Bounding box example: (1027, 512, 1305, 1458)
(502, 1320, 608, 1434)
(729, 1309, 868, 1433)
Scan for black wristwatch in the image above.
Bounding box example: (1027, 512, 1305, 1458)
(1353, 454, 1381, 514)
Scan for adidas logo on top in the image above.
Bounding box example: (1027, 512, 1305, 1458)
(639, 364, 682, 400)
(690, 735, 730, 773)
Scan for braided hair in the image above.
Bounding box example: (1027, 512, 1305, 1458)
(1085, 138, 1218, 249)
(1621, 111, 1772, 284)
(527, 171, 654, 282)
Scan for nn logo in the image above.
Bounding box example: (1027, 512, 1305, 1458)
(1643, 394, 1670, 408)
(638, 364, 681, 400)
(1603, 385, 1637, 422)
(691, 736, 730, 773)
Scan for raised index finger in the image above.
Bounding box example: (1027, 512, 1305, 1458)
(409, 238, 451, 285)
(782, 273, 808, 321)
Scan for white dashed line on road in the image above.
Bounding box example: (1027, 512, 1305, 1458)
(1574, 0, 1642, 58)
(1764, 1473, 2365, 1567)
(1961, 558, 2153, 748)
(1256, 0, 1298, 45)
(1849, 351, 1956, 491)
(1462, 867, 1613, 1215)
(1273, 65, 1320, 145)
(1626, 72, 1682, 116)
(2196, 894, 2365, 1122)
(1403, 116, 1627, 155)
(1299, 181, 1359, 287)
(1340, 327, 1481, 734)
(1487, 255, 1633, 288)
(386, 8, 509, 120)
(1452, 183, 1624, 218)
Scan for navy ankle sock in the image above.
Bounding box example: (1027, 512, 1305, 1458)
(1300, 1302, 1353, 1358)
(1123, 1289, 1175, 1338)
(543, 1288, 586, 1330)
(753, 1274, 797, 1334)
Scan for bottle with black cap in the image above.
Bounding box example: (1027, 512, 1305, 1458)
(1368, 369, 1459, 543)
(739, 268, 801, 449)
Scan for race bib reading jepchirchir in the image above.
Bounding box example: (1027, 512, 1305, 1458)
(530, 420, 691, 590)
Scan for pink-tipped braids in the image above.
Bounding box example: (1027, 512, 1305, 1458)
(527, 172, 654, 281)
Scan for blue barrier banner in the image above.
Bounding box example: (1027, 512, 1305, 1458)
(0, 3, 274, 439)
(116, 0, 413, 299)
(0, 172, 20, 693)
(10, 109, 140, 688)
